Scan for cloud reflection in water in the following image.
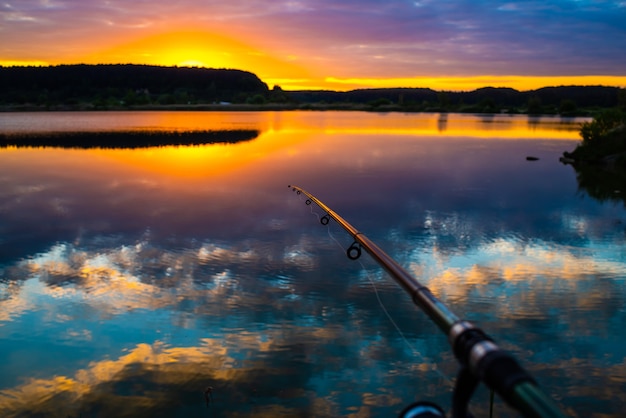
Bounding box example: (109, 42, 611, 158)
(1, 221, 624, 416)
(1, 112, 625, 417)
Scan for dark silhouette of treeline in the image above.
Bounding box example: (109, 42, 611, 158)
(0, 64, 269, 107)
(0, 129, 260, 149)
(0, 64, 623, 115)
(289, 86, 622, 115)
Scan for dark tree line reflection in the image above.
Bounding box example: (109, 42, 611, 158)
(0, 129, 260, 149)
(572, 164, 626, 207)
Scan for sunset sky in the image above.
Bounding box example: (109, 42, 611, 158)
(1, 0, 625, 91)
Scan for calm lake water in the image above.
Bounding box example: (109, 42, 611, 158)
(0, 111, 624, 417)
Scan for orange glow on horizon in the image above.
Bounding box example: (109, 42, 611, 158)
(320, 75, 626, 92)
(1, 29, 624, 92)
(74, 30, 314, 88)
(0, 60, 49, 67)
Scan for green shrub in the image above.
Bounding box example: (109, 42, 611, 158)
(580, 109, 626, 144)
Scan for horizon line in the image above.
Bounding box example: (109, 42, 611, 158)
(2, 62, 625, 93)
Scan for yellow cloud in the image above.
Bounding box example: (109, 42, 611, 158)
(0, 334, 357, 417)
(421, 238, 624, 322)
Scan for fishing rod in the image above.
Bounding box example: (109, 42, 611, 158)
(288, 185, 567, 418)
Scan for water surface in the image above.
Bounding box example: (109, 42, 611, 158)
(0, 111, 624, 417)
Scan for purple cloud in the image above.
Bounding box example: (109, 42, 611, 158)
(1, 0, 624, 77)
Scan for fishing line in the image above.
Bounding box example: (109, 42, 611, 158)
(296, 190, 321, 221)
(329, 224, 452, 386)
(289, 185, 567, 418)
(301, 198, 452, 385)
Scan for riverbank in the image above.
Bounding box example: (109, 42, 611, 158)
(0, 102, 597, 116)
(0, 102, 369, 112)
(560, 109, 626, 203)
(561, 109, 626, 167)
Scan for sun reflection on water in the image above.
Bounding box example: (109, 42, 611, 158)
(0, 112, 624, 417)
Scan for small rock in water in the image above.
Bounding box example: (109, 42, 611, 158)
(526, 156, 539, 161)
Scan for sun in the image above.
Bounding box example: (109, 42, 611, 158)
(74, 30, 314, 87)
(177, 59, 208, 68)
(77, 31, 238, 69)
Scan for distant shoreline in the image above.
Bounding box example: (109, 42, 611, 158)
(0, 103, 594, 117)
(0, 103, 306, 112)
(2, 65, 621, 116)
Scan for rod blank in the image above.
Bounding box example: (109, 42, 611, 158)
(289, 185, 566, 418)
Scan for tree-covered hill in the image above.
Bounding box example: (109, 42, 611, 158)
(0, 64, 622, 114)
(0, 64, 269, 106)
(286, 85, 622, 114)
